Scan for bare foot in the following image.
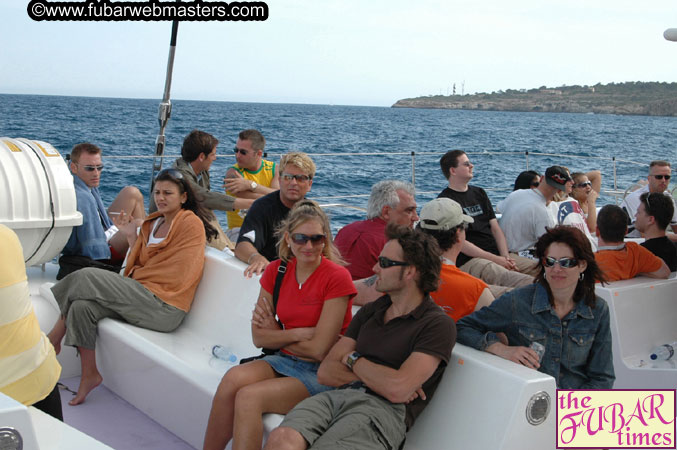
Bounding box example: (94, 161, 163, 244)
(69, 374, 103, 405)
(47, 318, 66, 355)
(47, 331, 62, 355)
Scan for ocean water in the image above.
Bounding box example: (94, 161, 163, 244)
(1, 93, 675, 229)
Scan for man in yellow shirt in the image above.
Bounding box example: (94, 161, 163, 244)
(0, 225, 62, 419)
(224, 129, 279, 239)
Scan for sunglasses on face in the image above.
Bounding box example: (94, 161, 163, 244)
(459, 161, 473, 167)
(650, 174, 671, 180)
(281, 173, 312, 182)
(575, 181, 592, 188)
(290, 233, 326, 246)
(378, 256, 409, 269)
(542, 256, 579, 268)
(76, 164, 104, 172)
(233, 147, 249, 156)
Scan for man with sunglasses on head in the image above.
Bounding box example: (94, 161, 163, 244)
(149, 129, 254, 250)
(634, 193, 677, 271)
(224, 129, 280, 240)
(264, 225, 455, 450)
(235, 152, 315, 278)
(621, 160, 677, 241)
(58, 143, 145, 280)
(594, 204, 670, 281)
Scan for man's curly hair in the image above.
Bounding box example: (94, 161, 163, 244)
(385, 224, 442, 294)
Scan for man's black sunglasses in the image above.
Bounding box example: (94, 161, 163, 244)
(378, 256, 409, 269)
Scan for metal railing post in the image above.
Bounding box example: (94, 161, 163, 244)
(525, 151, 529, 170)
(612, 156, 617, 200)
(411, 151, 416, 185)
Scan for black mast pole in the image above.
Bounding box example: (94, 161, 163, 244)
(150, 5, 180, 189)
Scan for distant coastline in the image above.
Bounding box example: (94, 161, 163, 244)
(392, 82, 677, 116)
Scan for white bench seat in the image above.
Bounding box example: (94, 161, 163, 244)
(34, 248, 564, 449)
(595, 274, 677, 389)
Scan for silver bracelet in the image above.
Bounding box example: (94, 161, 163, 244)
(247, 253, 259, 264)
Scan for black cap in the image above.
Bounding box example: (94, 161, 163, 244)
(544, 166, 572, 191)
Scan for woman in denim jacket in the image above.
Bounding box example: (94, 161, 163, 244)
(457, 226, 614, 389)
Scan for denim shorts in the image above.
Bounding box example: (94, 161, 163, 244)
(263, 352, 334, 396)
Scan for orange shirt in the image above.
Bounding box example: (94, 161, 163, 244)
(595, 242, 663, 282)
(431, 263, 488, 322)
(125, 209, 206, 311)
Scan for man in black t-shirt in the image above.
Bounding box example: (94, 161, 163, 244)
(235, 152, 316, 277)
(438, 150, 534, 295)
(635, 192, 677, 271)
(264, 225, 455, 450)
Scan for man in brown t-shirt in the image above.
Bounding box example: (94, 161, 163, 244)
(265, 225, 456, 450)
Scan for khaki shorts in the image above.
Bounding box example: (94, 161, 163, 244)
(280, 389, 406, 450)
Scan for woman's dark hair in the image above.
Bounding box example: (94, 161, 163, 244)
(513, 170, 540, 191)
(154, 169, 218, 241)
(385, 224, 441, 294)
(534, 226, 606, 307)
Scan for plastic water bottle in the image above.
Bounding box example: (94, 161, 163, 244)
(212, 345, 238, 363)
(649, 342, 677, 361)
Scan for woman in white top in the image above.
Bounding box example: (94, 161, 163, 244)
(569, 171, 602, 233)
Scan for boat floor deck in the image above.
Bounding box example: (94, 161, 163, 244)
(58, 376, 194, 450)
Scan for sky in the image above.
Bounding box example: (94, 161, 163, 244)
(1, 0, 677, 106)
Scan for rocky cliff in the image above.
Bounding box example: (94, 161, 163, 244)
(392, 82, 677, 117)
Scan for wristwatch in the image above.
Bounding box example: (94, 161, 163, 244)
(345, 351, 361, 370)
(250, 181, 258, 191)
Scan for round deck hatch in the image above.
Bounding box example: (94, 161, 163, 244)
(526, 391, 551, 426)
(0, 427, 23, 450)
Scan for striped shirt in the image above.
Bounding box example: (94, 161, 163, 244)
(0, 225, 61, 405)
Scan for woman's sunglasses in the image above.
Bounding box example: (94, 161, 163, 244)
(291, 233, 326, 246)
(156, 168, 184, 180)
(575, 181, 592, 188)
(378, 256, 409, 268)
(542, 256, 578, 268)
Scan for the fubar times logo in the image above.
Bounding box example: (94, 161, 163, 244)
(556, 390, 676, 448)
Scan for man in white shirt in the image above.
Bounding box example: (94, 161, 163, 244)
(621, 160, 677, 241)
(499, 166, 572, 260)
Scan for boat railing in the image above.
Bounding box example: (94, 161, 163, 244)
(104, 150, 649, 205)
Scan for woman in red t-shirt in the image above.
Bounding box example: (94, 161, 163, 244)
(203, 200, 356, 450)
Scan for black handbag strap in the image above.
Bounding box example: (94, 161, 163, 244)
(272, 260, 288, 314)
